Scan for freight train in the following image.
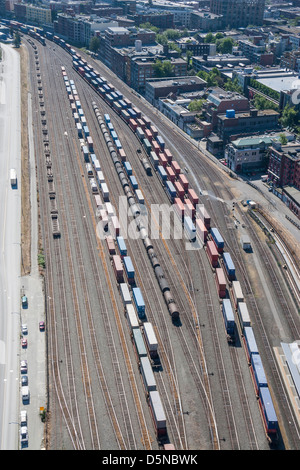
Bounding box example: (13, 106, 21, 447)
(11, 23, 279, 443)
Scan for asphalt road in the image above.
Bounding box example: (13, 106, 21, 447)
(0, 43, 21, 449)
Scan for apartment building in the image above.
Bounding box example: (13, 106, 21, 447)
(226, 135, 272, 173)
(268, 142, 300, 189)
(210, 0, 265, 29)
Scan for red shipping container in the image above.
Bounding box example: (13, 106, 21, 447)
(137, 118, 146, 130)
(171, 160, 181, 175)
(184, 199, 195, 219)
(166, 166, 176, 182)
(195, 218, 207, 242)
(178, 173, 189, 190)
(206, 241, 219, 268)
(174, 181, 185, 200)
(145, 129, 153, 142)
(106, 236, 116, 255)
(174, 198, 185, 220)
(118, 148, 126, 162)
(198, 206, 211, 229)
(188, 188, 199, 205)
(159, 153, 167, 167)
(164, 149, 173, 163)
(129, 119, 137, 131)
(152, 141, 160, 155)
(150, 125, 158, 137)
(216, 268, 226, 297)
(112, 255, 123, 282)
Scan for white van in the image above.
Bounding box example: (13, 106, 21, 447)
(22, 386, 30, 403)
(20, 410, 27, 426)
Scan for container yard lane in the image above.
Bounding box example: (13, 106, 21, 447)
(0, 44, 21, 450)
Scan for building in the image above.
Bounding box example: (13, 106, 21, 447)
(145, 75, 207, 105)
(129, 12, 174, 29)
(281, 50, 300, 73)
(175, 37, 217, 56)
(268, 142, 300, 189)
(217, 108, 280, 142)
(210, 0, 265, 29)
(226, 135, 273, 173)
(190, 11, 223, 31)
(192, 54, 250, 74)
(136, 0, 194, 27)
(14, 3, 52, 25)
(202, 87, 250, 129)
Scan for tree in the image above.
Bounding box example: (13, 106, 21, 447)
(89, 36, 100, 53)
(188, 99, 205, 112)
(13, 31, 21, 48)
(153, 60, 174, 78)
(216, 37, 234, 54)
(279, 133, 288, 145)
(280, 104, 300, 128)
(204, 32, 215, 44)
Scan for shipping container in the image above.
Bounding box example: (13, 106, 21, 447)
(83, 125, 90, 137)
(94, 194, 103, 209)
(140, 356, 156, 392)
(101, 183, 109, 202)
(87, 136, 93, 151)
(232, 280, 244, 306)
(206, 240, 219, 268)
(222, 299, 235, 337)
(187, 188, 199, 205)
(157, 165, 167, 184)
(143, 322, 158, 358)
(165, 180, 177, 202)
(125, 303, 139, 330)
(216, 267, 226, 298)
(123, 256, 135, 284)
(112, 255, 123, 282)
(145, 129, 153, 142)
(90, 178, 98, 193)
(178, 173, 189, 191)
(150, 125, 158, 137)
(86, 162, 93, 177)
(184, 216, 196, 242)
(149, 151, 159, 169)
(149, 391, 166, 435)
(198, 206, 211, 229)
(158, 153, 168, 168)
(152, 141, 160, 155)
(110, 215, 120, 237)
(82, 146, 89, 162)
(135, 189, 145, 205)
(96, 171, 105, 186)
(174, 197, 185, 221)
(184, 199, 195, 219)
(165, 166, 176, 182)
(243, 326, 259, 361)
(143, 138, 152, 155)
(237, 302, 251, 329)
(223, 252, 235, 280)
(195, 218, 208, 243)
(118, 148, 126, 162)
(164, 148, 173, 163)
(171, 160, 181, 175)
(129, 119, 138, 131)
(174, 181, 185, 200)
(259, 387, 278, 435)
(133, 287, 145, 318)
(124, 161, 132, 176)
(117, 236, 127, 257)
(133, 329, 147, 358)
(106, 236, 116, 255)
(251, 354, 268, 394)
(136, 127, 145, 141)
(156, 135, 165, 150)
(211, 227, 224, 253)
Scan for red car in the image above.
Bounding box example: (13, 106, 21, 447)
(39, 321, 45, 331)
(21, 338, 27, 348)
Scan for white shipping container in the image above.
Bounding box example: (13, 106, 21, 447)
(143, 322, 158, 354)
(125, 303, 139, 330)
(149, 390, 166, 430)
(101, 183, 109, 201)
(120, 283, 131, 304)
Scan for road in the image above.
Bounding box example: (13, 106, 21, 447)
(0, 43, 21, 450)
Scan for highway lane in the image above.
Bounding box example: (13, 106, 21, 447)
(0, 44, 21, 450)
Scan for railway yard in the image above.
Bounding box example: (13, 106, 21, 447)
(4, 24, 300, 451)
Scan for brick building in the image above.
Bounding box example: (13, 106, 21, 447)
(268, 142, 300, 189)
(210, 0, 265, 29)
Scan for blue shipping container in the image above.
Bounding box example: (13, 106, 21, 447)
(124, 256, 135, 279)
(251, 354, 268, 390)
(259, 387, 278, 433)
(117, 236, 127, 256)
(129, 175, 138, 190)
(244, 326, 259, 359)
(124, 162, 132, 176)
(133, 287, 145, 317)
(211, 227, 224, 250)
(157, 165, 167, 182)
(222, 299, 235, 336)
(223, 252, 235, 280)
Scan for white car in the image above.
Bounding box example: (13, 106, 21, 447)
(21, 324, 28, 335)
(20, 426, 28, 446)
(20, 360, 27, 374)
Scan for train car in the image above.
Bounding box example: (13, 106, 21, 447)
(158, 153, 167, 168)
(101, 183, 110, 202)
(165, 180, 176, 202)
(111, 130, 118, 141)
(133, 287, 145, 319)
(223, 252, 235, 281)
(90, 178, 98, 194)
(150, 125, 158, 138)
(129, 175, 138, 190)
(99, 209, 108, 231)
(258, 387, 278, 436)
(165, 166, 175, 183)
(129, 119, 138, 132)
(136, 127, 145, 141)
(145, 129, 153, 142)
(115, 140, 122, 152)
(232, 280, 244, 307)
(206, 240, 219, 268)
(198, 206, 211, 229)
(93, 158, 101, 172)
(174, 198, 185, 221)
(157, 165, 167, 185)
(106, 236, 116, 255)
(104, 114, 110, 124)
(143, 138, 152, 155)
(221, 299, 235, 340)
(82, 146, 89, 162)
(117, 236, 127, 257)
(110, 215, 120, 237)
(173, 181, 184, 201)
(118, 148, 127, 162)
(178, 173, 189, 191)
(121, 109, 130, 122)
(251, 354, 268, 395)
(123, 256, 135, 284)
(237, 302, 251, 329)
(156, 135, 165, 150)
(164, 148, 173, 163)
(141, 158, 152, 176)
(171, 160, 181, 175)
(243, 326, 259, 362)
(187, 188, 199, 206)
(215, 267, 226, 298)
(87, 136, 94, 152)
(135, 189, 144, 205)
(143, 322, 158, 358)
(195, 218, 208, 243)
(149, 151, 159, 169)
(76, 122, 83, 138)
(164, 444, 175, 450)
(137, 118, 146, 130)
(133, 329, 147, 358)
(112, 255, 123, 282)
(184, 199, 195, 220)
(94, 194, 103, 209)
(86, 162, 93, 177)
(140, 357, 156, 392)
(124, 161, 132, 176)
(149, 390, 166, 437)
(211, 227, 224, 254)
(125, 303, 139, 331)
(152, 141, 160, 155)
(184, 216, 196, 242)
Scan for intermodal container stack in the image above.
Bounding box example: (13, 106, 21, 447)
(211, 227, 224, 253)
(206, 240, 219, 268)
(216, 267, 226, 298)
(143, 322, 158, 358)
(123, 256, 135, 284)
(113, 255, 123, 282)
(195, 218, 208, 243)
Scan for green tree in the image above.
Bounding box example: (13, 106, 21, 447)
(204, 32, 215, 44)
(89, 36, 100, 53)
(216, 37, 234, 54)
(279, 133, 288, 145)
(188, 99, 205, 112)
(13, 31, 21, 48)
(280, 104, 300, 128)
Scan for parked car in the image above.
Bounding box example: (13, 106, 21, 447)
(21, 376, 28, 386)
(21, 324, 28, 335)
(39, 321, 45, 331)
(20, 360, 27, 374)
(21, 338, 27, 348)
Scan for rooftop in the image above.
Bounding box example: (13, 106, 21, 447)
(147, 76, 206, 88)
